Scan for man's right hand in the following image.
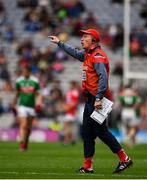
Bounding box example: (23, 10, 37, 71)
(48, 36, 60, 44)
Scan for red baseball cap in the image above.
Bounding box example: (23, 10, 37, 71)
(80, 28, 100, 42)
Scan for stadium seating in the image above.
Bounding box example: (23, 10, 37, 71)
(0, 0, 147, 129)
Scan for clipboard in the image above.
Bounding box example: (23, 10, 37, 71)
(90, 97, 113, 124)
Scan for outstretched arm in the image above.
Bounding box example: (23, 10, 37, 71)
(48, 36, 84, 62)
(48, 35, 60, 44)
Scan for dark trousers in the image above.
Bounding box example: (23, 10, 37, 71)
(82, 93, 122, 158)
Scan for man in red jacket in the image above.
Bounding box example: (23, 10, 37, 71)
(48, 29, 133, 174)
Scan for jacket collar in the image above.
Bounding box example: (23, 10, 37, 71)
(86, 45, 101, 54)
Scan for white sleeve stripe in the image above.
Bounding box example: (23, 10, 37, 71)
(94, 54, 105, 58)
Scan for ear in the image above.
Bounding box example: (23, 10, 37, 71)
(92, 38, 96, 44)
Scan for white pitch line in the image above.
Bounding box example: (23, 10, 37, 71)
(0, 171, 147, 178)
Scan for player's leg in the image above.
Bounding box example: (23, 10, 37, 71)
(63, 121, 72, 144)
(121, 109, 130, 144)
(19, 116, 33, 151)
(63, 115, 76, 144)
(127, 123, 139, 145)
(128, 114, 140, 145)
(93, 120, 133, 173)
(128, 126, 135, 144)
(19, 116, 29, 151)
(25, 116, 33, 144)
(18, 106, 34, 151)
(78, 103, 96, 173)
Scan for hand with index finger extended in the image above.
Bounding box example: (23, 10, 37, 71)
(48, 35, 60, 44)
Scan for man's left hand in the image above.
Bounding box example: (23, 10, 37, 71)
(94, 100, 102, 110)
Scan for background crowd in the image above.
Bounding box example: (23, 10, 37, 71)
(0, 0, 147, 143)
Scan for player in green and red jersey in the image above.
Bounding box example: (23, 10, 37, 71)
(118, 84, 141, 146)
(12, 66, 42, 151)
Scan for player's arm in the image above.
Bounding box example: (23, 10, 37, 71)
(133, 96, 141, 109)
(34, 91, 43, 113)
(58, 41, 85, 62)
(93, 54, 108, 109)
(12, 90, 19, 108)
(12, 80, 20, 108)
(35, 91, 43, 106)
(118, 95, 123, 108)
(63, 102, 78, 111)
(94, 63, 108, 99)
(48, 35, 84, 62)
(34, 80, 43, 112)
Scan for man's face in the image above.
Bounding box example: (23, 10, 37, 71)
(81, 34, 93, 50)
(23, 69, 30, 78)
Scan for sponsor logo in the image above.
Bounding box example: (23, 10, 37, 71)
(20, 87, 35, 93)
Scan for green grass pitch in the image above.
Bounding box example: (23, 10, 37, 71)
(0, 141, 147, 179)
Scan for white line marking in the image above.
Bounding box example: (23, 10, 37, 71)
(0, 171, 147, 178)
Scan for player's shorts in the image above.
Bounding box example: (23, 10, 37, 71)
(121, 108, 140, 126)
(17, 105, 36, 118)
(63, 114, 77, 122)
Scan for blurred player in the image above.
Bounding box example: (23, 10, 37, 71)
(12, 66, 42, 151)
(62, 81, 80, 145)
(118, 84, 141, 146)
